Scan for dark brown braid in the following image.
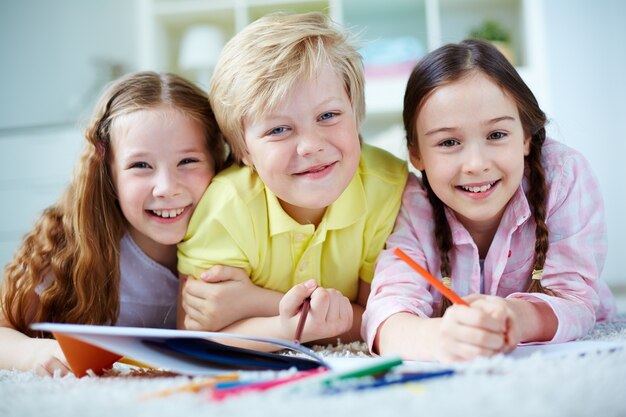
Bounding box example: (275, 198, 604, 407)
(421, 174, 454, 316)
(524, 128, 553, 295)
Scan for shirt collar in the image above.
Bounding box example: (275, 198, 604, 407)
(266, 171, 367, 236)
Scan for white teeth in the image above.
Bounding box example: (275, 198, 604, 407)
(461, 183, 493, 193)
(152, 208, 184, 218)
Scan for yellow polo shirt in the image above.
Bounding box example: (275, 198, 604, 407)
(177, 144, 407, 301)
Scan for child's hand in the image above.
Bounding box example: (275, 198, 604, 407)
(465, 294, 521, 352)
(435, 301, 508, 362)
(279, 279, 353, 343)
(181, 265, 260, 331)
(31, 339, 72, 377)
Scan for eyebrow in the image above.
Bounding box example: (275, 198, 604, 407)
(486, 116, 516, 124)
(424, 126, 456, 136)
(263, 96, 347, 120)
(424, 116, 516, 136)
(121, 147, 205, 159)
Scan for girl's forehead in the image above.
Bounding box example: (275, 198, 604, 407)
(423, 74, 513, 110)
(109, 107, 207, 156)
(111, 107, 184, 139)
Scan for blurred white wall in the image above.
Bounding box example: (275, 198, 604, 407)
(0, 0, 137, 269)
(541, 0, 626, 288)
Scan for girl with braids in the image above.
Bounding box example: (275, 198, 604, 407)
(363, 39, 616, 362)
(0, 71, 234, 375)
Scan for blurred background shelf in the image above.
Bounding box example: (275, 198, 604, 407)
(138, 0, 541, 147)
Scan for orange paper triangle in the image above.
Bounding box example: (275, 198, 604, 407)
(54, 332, 122, 377)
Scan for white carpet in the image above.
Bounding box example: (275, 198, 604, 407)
(2, 317, 626, 417)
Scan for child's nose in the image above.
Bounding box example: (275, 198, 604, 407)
(297, 131, 325, 156)
(462, 142, 490, 174)
(153, 169, 180, 198)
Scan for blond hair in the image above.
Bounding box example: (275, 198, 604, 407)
(209, 11, 364, 163)
(1, 71, 228, 335)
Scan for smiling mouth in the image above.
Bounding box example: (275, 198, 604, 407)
(459, 181, 498, 193)
(150, 208, 185, 218)
(295, 162, 335, 175)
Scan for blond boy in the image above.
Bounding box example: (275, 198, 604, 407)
(177, 12, 408, 345)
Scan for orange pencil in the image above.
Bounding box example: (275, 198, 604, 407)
(393, 247, 469, 306)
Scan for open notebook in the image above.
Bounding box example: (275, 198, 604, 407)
(31, 323, 328, 377)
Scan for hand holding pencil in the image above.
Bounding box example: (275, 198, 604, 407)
(393, 247, 514, 360)
(279, 279, 353, 344)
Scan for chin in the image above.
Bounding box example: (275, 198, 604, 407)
(155, 234, 185, 246)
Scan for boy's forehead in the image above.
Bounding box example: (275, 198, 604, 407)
(251, 69, 348, 116)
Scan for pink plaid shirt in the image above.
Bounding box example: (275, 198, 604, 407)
(363, 139, 616, 351)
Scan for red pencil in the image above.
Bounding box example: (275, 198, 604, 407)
(293, 297, 311, 344)
(393, 247, 468, 306)
(210, 367, 327, 401)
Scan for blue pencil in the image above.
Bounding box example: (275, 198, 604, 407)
(322, 369, 454, 394)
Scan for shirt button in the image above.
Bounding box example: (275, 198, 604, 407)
(295, 233, 306, 242)
(299, 262, 308, 272)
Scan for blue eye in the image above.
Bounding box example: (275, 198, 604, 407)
(319, 112, 336, 121)
(269, 126, 287, 135)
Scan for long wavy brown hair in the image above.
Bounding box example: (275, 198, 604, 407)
(1, 71, 228, 336)
(403, 40, 551, 316)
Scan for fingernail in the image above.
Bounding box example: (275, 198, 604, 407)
(304, 279, 317, 289)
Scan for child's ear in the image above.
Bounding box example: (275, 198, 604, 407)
(523, 134, 532, 156)
(408, 144, 425, 171)
(241, 150, 254, 168)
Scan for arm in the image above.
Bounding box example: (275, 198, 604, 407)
(178, 266, 283, 331)
(0, 295, 71, 376)
(212, 280, 353, 351)
(375, 301, 509, 362)
(363, 175, 440, 353)
(505, 149, 614, 343)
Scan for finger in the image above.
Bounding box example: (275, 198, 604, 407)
(182, 300, 207, 324)
(322, 289, 343, 323)
(453, 304, 506, 333)
(184, 316, 204, 331)
(184, 279, 215, 302)
(504, 316, 520, 351)
(308, 287, 331, 320)
(463, 326, 506, 351)
(443, 309, 506, 351)
(464, 293, 486, 304)
(280, 280, 318, 317)
(180, 284, 211, 319)
(38, 357, 72, 377)
(470, 299, 508, 326)
(340, 295, 353, 323)
(181, 284, 210, 315)
(198, 265, 234, 283)
(453, 341, 501, 361)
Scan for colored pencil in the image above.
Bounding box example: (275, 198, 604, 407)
(393, 247, 468, 306)
(140, 373, 239, 399)
(210, 367, 327, 401)
(293, 297, 311, 344)
(323, 369, 455, 394)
